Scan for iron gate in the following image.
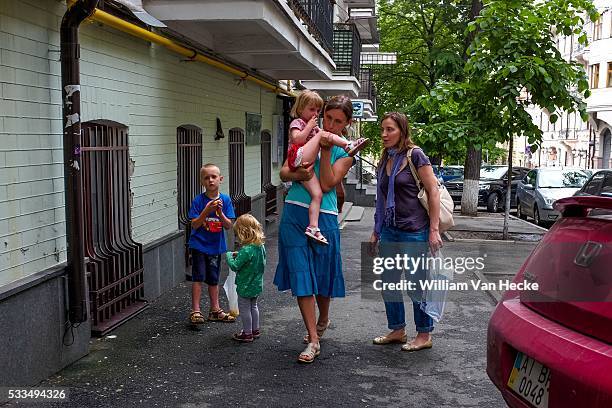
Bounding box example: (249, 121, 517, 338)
(81, 120, 146, 336)
(177, 125, 202, 268)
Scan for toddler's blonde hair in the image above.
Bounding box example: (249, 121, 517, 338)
(233, 214, 265, 246)
(290, 90, 324, 119)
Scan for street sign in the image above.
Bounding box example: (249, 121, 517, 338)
(352, 101, 364, 118)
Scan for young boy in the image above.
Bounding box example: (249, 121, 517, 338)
(188, 163, 236, 324)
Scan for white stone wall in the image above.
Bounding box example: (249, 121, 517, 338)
(0, 0, 282, 286)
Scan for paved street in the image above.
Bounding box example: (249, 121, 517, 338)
(12, 208, 532, 408)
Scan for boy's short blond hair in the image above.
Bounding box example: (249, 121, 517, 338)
(233, 214, 265, 246)
(290, 90, 324, 119)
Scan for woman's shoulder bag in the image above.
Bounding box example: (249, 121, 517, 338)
(406, 148, 455, 232)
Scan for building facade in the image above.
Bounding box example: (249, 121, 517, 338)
(522, 0, 612, 169)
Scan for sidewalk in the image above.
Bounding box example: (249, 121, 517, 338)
(24, 208, 508, 408)
(446, 212, 544, 301)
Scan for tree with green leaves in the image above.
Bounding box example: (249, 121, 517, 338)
(418, 0, 597, 229)
(362, 0, 475, 162)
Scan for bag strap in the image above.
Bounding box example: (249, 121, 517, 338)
(406, 148, 423, 189)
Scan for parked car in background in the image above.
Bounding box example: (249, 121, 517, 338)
(487, 195, 612, 408)
(439, 166, 464, 183)
(574, 169, 612, 198)
(517, 168, 590, 226)
(445, 165, 529, 212)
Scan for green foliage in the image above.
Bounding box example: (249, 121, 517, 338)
(418, 0, 598, 152)
(371, 0, 474, 160)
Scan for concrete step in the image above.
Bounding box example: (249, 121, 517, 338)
(338, 201, 354, 224)
(344, 205, 365, 222)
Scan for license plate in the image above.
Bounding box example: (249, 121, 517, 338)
(507, 352, 550, 408)
(449, 191, 462, 197)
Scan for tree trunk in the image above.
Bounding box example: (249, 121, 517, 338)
(459, 0, 484, 217)
(502, 137, 514, 239)
(461, 143, 482, 216)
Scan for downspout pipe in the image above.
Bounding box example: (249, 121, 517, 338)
(60, 0, 99, 323)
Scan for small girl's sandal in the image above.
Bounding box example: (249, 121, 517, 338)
(345, 138, 369, 156)
(305, 226, 329, 245)
(298, 342, 321, 364)
(208, 308, 236, 322)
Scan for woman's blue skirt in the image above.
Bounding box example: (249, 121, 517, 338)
(273, 203, 345, 297)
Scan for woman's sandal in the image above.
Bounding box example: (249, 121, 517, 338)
(344, 138, 369, 156)
(401, 339, 433, 352)
(208, 308, 236, 323)
(305, 226, 329, 245)
(303, 319, 331, 344)
(373, 334, 408, 345)
(298, 342, 321, 364)
(189, 311, 206, 325)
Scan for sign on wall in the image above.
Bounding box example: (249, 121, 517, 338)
(352, 101, 364, 119)
(246, 112, 262, 145)
(272, 114, 284, 165)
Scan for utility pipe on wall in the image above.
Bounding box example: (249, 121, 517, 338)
(61, 0, 99, 323)
(69, 2, 292, 97)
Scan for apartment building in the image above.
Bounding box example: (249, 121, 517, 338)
(522, 0, 612, 169)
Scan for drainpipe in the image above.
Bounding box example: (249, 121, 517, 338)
(60, 0, 99, 323)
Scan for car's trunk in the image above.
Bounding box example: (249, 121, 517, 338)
(520, 212, 612, 344)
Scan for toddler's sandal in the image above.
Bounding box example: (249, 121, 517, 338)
(345, 138, 369, 156)
(305, 226, 329, 245)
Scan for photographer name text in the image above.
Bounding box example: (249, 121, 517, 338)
(372, 279, 538, 292)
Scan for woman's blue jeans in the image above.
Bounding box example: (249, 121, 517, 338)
(380, 225, 434, 333)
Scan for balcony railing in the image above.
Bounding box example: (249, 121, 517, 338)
(333, 23, 361, 77)
(288, 0, 334, 55)
(359, 68, 373, 99)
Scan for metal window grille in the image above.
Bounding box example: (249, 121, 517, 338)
(177, 125, 202, 267)
(229, 128, 251, 216)
(81, 120, 146, 336)
(333, 23, 361, 77)
(260, 130, 276, 217)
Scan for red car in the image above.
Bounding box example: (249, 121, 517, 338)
(487, 196, 612, 408)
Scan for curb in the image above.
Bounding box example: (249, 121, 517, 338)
(508, 214, 549, 233)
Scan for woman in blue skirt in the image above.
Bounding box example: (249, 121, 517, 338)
(275, 95, 355, 363)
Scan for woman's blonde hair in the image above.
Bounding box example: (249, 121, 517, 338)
(290, 90, 324, 119)
(378, 112, 417, 170)
(233, 214, 265, 246)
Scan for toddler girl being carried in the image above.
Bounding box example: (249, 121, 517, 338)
(287, 90, 368, 244)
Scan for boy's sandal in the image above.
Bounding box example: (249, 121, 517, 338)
(345, 138, 369, 156)
(401, 339, 433, 352)
(298, 342, 321, 364)
(252, 329, 261, 339)
(305, 226, 329, 245)
(373, 334, 408, 345)
(208, 308, 236, 322)
(189, 311, 206, 325)
(232, 331, 254, 343)
(303, 319, 331, 344)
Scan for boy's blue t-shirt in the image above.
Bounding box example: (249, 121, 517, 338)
(188, 192, 235, 255)
(284, 146, 350, 215)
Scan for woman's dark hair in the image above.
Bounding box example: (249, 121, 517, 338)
(324, 95, 353, 121)
(378, 112, 416, 170)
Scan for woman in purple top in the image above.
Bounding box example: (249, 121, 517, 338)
(370, 112, 443, 352)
